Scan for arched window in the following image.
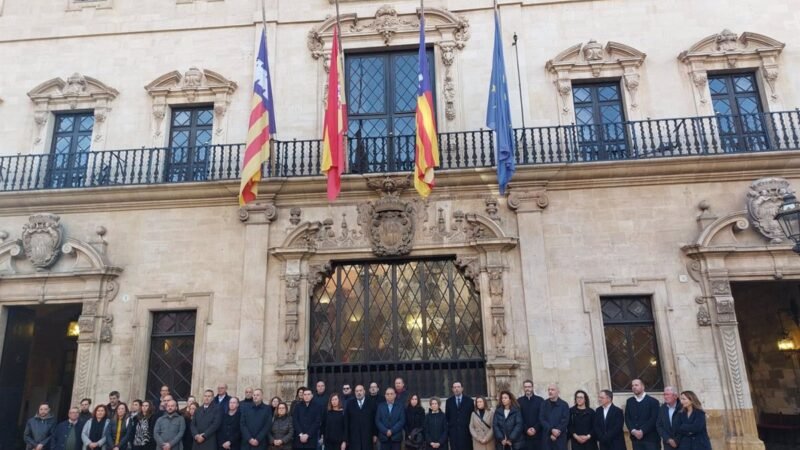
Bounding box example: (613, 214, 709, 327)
(309, 258, 485, 397)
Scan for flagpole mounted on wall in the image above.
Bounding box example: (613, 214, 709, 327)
(261, 0, 275, 172)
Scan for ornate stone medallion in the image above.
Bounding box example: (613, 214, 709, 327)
(746, 177, 794, 243)
(358, 177, 416, 256)
(21, 213, 63, 269)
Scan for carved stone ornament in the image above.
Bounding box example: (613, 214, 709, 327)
(283, 275, 302, 363)
(679, 30, 785, 103)
(27, 73, 118, 146)
(357, 177, 416, 256)
(21, 213, 63, 269)
(546, 40, 646, 116)
(308, 6, 469, 121)
(100, 315, 114, 343)
(746, 177, 795, 243)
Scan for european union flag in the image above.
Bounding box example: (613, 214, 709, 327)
(486, 11, 516, 195)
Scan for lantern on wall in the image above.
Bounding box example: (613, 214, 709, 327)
(775, 194, 800, 254)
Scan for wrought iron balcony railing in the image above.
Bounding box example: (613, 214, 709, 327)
(1, 110, 799, 192)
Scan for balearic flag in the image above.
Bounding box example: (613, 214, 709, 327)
(239, 27, 277, 206)
(321, 25, 348, 201)
(486, 10, 516, 194)
(413, 12, 440, 198)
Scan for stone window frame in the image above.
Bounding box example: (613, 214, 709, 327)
(66, 0, 112, 12)
(545, 40, 646, 126)
(145, 68, 238, 147)
(27, 73, 119, 152)
(678, 29, 785, 115)
(306, 5, 470, 128)
(581, 277, 677, 394)
(129, 292, 214, 404)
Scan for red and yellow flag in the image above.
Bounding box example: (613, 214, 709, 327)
(321, 26, 348, 201)
(239, 28, 277, 206)
(414, 14, 439, 198)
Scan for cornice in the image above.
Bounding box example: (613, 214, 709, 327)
(0, 151, 798, 215)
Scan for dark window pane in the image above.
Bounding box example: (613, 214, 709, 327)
(167, 106, 213, 182)
(48, 111, 93, 188)
(147, 311, 196, 402)
(348, 56, 386, 115)
(733, 75, 755, 93)
(601, 296, 663, 391)
(709, 72, 768, 153)
(708, 78, 727, 95)
(394, 54, 418, 113)
(309, 259, 485, 398)
(572, 82, 627, 160)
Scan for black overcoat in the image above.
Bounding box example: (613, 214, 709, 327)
(445, 396, 474, 450)
(345, 398, 377, 450)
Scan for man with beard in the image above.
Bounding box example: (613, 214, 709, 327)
(241, 389, 272, 450)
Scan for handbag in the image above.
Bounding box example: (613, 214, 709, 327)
(405, 427, 424, 447)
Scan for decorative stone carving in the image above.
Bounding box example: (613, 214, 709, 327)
(746, 177, 794, 243)
(27, 73, 118, 147)
(289, 208, 302, 226)
(488, 268, 508, 356)
(145, 69, 237, 143)
(715, 296, 736, 323)
(485, 197, 500, 221)
(546, 40, 646, 119)
(711, 279, 731, 295)
(21, 214, 63, 269)
(695, 296, 711, 326)
(78, 316, 95, 334)
(308, 6, 469, 119)
(309, 262, 333, 290)
(721, 326, 747, 408)
(454, 256, 480, 290)
(239, 202, 277, 224)
(358, 177, 415, 256)
(100, 315, 114, 343)
(679, 30, 785, 105)
(507, 190, 549, 212)
(283, 275, 301, 363)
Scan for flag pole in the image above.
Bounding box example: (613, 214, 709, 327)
(333, 0, 347, 174)
(260, 0, 276, 175)
(512, 32, 526, 128)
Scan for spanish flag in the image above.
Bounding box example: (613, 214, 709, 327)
(413, 12, 439, 198)
(239, 27, 277, 206)
(321, 25, 348, 201)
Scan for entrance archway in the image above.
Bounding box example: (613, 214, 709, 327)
(0, 303, 82, 449)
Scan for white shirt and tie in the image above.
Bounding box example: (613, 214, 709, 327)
(602, 404, 611, 420)
(456, 396, 462, 408)
(358, 398, 364, 409)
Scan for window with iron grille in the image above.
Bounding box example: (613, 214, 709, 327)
(572, 81, 628, 161)
(309, 259, 485, 398)
(146, 310, 196, 401)
(346, 49, 435, 174)
(166, 106, 213, 182)
(49, 111, 94, 188)
(601, 296, 664, 391)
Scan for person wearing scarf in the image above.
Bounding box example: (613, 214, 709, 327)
(131, 401, 157, 450)
(108, 403, 131, 450)
(82, 406, 110, 450)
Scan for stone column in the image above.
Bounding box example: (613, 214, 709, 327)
(507, 189, 553, 382)
(237, 202, 276, 392)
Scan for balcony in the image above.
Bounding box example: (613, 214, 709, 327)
(1, 110, 799, 192)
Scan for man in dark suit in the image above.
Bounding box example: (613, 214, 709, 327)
(375, 387, 405, 450)
(241, 388, 272, 450)
(345, 385, 377, 450)
(191, 389, 222, 450)
(214, 384, 231, 414)
(539, 384, 569, 450)
(518, 379, 544, 450)
(594, 390, 625, 450)
(445, 381, 474, 450)
(51, 407, 85, 450)
(656, 386, 682, 449)
(624, 379, 661, 450)
(293, 388, 322, 450)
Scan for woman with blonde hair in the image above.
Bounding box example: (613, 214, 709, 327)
(469, 396, 494, 450)
(674, 391, 711, 450)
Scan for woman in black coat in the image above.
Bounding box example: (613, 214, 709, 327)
(128, 401, 157, 450)
(568, 390, 596, 450)
(322, 393, 346, 450)
(405, 394, 426, 450)
(218, 397, 242, 450)
(674, 391, 712, 450)
(181, 402, 197, 450)
(423, 398, 448, 449)
(493, 391, 523, 450)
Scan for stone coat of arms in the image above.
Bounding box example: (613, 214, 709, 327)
(746, 177, 794, 243)
(358, 177, 416, 256)
(21, 213, 63, 269)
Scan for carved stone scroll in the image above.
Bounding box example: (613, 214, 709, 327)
(746, 177, 794, 243)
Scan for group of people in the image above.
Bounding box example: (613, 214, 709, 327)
(23, 377, 712, 450)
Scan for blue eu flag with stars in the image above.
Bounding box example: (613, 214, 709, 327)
(485, 10, 516, 195)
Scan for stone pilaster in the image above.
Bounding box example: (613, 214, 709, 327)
(237, 202, 276, 391)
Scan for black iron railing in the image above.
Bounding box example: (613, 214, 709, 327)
(1, 110, 799, 192)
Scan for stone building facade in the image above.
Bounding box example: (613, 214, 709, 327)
(1, 1, 800, 450)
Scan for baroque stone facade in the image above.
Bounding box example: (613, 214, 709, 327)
(1, 2, 800, 450)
